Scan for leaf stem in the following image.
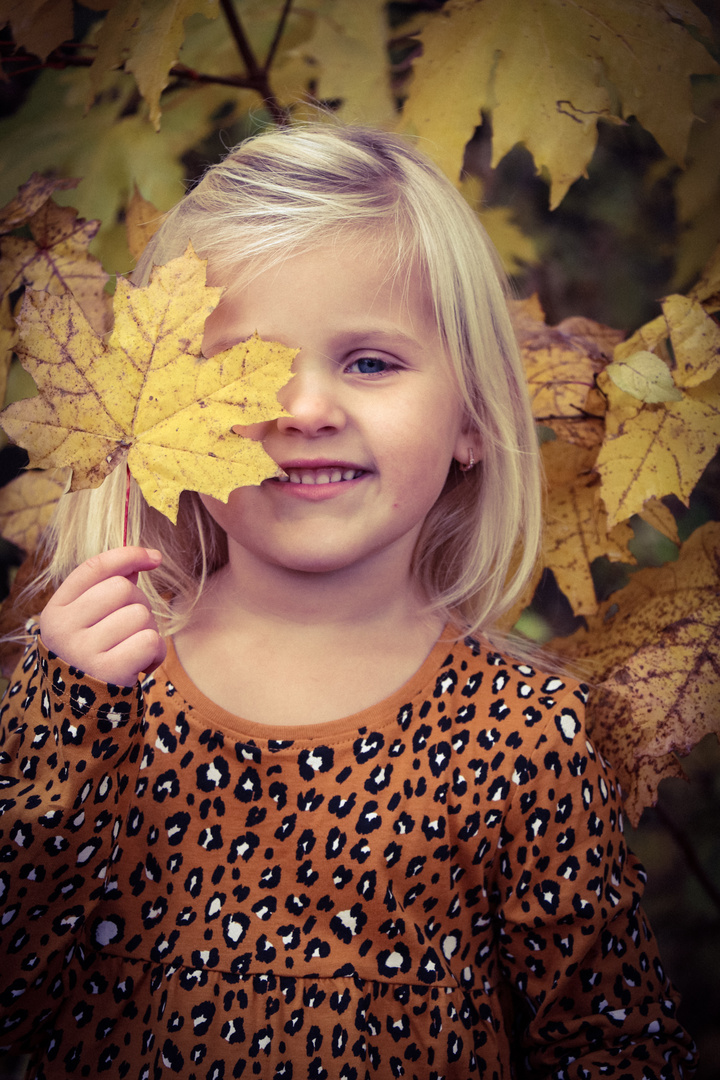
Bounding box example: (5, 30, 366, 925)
(123, 463, 130, 548)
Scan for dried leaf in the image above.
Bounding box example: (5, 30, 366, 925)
(1, 248, 296, 523)
(0, 172, 79, 235)
(0, 469, 67, 552)
(541, 441, 629, 616)
(606, 350, 683, 403)
(401, 0, 718, 206)
(513, 298, 619, 448)
(596, 369, 720, 529)
(637, 498, 681, 546)
(0, 198, 110, 335)
(558, 522, 720, 823)
(126, 186, 163, 262)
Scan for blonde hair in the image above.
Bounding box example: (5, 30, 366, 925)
(41, 123, 541, 638)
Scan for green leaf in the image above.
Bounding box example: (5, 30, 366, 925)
(606, 351, 684, 403)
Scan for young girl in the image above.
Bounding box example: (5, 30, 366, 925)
(0, 125, 696, 1079)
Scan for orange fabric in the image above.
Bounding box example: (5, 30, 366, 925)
(0, 627, 696, 1078)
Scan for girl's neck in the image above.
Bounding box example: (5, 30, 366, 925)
(173, 544, 447, 727)
(198, 539, 431, 634)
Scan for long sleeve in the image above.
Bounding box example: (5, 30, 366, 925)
(492, 683, 697, 1078)
(0, 627, 144, 1054)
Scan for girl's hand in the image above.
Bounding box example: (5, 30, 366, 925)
(39, 546, 167, 687)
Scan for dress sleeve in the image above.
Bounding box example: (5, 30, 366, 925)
(0, 627, 145, 1053)
(494, 684, 698, 1078)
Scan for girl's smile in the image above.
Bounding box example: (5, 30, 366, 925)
(200, 240, 475, 581)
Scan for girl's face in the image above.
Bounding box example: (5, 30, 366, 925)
(200, 240, 476, 583)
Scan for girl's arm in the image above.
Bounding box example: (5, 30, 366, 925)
(0, 630, 147, 1053)
(39, 546, 166, 687)
(494, 688, 697, 1077)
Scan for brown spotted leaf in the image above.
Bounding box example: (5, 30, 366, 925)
(555, 522, 720, 823)
(0, 199, 111, 335)
(0, 173, 79, 235)
(512, 297, 620, 448)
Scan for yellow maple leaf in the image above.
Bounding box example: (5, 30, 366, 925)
(597, 368, 720, 529)
(98, 0, 220, 131)
(401, 0, 717, 206)
(512, 298, 619, 448)
(555, 522, 720, 824)
(0, 197, 111, 336)
(0, 248, 296, 524)
(540, 441, 631, 616)
(0, 469, 68, 553)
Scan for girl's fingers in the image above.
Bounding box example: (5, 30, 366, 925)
(52, 546, 162, 608)
(91, 628, 167, 687)
(78, 602, 159, 656)
(55, 575, 152, 633)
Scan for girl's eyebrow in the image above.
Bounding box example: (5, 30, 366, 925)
(208, 327, 427, 355)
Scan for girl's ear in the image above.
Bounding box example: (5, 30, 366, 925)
(453, 434, 483, 472)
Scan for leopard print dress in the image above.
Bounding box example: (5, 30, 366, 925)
(0, 626, 697, 1079)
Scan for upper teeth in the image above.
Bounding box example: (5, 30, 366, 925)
(278, 468, 362, 485)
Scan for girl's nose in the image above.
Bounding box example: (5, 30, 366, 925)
(275, 366, 346, 438)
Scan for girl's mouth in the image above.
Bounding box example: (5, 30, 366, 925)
(276, 468, 365, 486)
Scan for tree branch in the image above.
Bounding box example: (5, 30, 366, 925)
(218, 0, 289, 125)
(219, 0, 262, 80)
(264, 0, 294, 70)
(0, 42, 290, 123)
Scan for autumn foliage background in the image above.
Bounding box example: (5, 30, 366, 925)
(0, 0, 718, 1074)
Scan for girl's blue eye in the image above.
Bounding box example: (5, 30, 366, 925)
(348, 356, 394, 375)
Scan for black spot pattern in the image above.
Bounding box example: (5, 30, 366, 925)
(0, 626, 697, 1078)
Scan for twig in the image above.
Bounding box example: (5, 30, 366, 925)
(264, 0, 294, 70)
(219, 0, 263, 79)
(218, 0, 289, 125)
(654, 801, 720, 916)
